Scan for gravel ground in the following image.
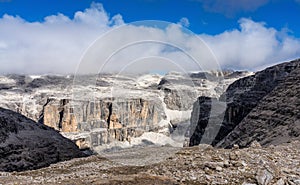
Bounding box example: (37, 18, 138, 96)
(0, 141, 299, 185)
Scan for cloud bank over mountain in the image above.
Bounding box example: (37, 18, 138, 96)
(0, 2, 299, 74)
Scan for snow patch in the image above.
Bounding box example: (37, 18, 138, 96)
(166, 109, 192, 123)
(135, 74, 162, 88)
(29, 75, 42, 80)
(0, 76, 16, 84)
(130, 132, 183, 147)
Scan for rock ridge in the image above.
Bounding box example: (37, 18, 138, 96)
(0, 107, 86, 172)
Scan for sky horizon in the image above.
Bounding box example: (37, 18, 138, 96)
(0, 0, 300, 74)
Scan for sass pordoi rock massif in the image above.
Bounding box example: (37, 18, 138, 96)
(0, 71, 250, 151)
(0, 60, 299, 184)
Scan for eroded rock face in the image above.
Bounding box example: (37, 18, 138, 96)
(40, 98, 166, 131)
(158, 72, 199, 111)
(158, 71, 251, 111)
(189, 59, 300, 147)
(0, 72, 251, 150)
(39, 97, 166, 148)
(188, 97, 225, 146)
(0, 107, 85, 172)
(0, 75, 73, 121)
(217, 64, 300, 148)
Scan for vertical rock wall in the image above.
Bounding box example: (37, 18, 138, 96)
(39, 97, 167, 148)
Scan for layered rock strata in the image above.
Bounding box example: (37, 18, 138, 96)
(218, 64, 300, 147)
(39, 97, 166, 148)
(0, 71, 251, 150)
(189, 59, 300, 147)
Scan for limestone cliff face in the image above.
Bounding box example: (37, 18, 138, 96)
(40, 98, 165, 132)
(158, 72, 198, 111)
(0, 75, 73, 122)
(214, 59, 300, 146)
(39, 97, 167, 148)
(39, 98, 107, 132)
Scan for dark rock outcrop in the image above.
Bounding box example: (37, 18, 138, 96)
(188, 97, 225, 146)
(189, 59, 300, 147)
(0, 107, 86, 172)
(215, 60, 300, 146)
(217, 65, 300, 147)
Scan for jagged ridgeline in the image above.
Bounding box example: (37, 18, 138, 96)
(0, 59, 299, 174)
(0, 71, 251, 151)
(189, 59, 300, 147)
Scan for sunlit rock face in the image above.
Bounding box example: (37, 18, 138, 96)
(38, 97, 167, 148)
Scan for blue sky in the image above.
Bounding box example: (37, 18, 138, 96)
(1, 0, 300, 36)
(0, 0, 300, 74)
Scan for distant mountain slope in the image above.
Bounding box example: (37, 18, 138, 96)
(213, 59, 300, 146)
(217, 64, 300, 147)
(0, 107, 86, 172)
(189, 59, 300, 147)
(0, 71, 252, 151)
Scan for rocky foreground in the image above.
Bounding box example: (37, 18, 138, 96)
(0, 141, 299, 184)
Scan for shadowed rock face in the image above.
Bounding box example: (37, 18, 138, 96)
(0, 107, 86, 172)
(189, 59, 300, 147)
(188, 97, 225, 146)
(215, 60, 300, 146)
(217, 65, 300, 147)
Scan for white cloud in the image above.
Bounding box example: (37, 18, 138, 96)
(201, 18, 300, 70)
(0, 3, 299, 74)
(178, 17, 190, 27)
(0, 3, 123, 74)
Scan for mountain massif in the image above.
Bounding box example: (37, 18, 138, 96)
(0, 71, 251, 151)
(189, 59, 300, 148)
(0, 59, 299, 184)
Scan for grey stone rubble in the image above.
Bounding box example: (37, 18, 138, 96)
(0, 140, 299, 184)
